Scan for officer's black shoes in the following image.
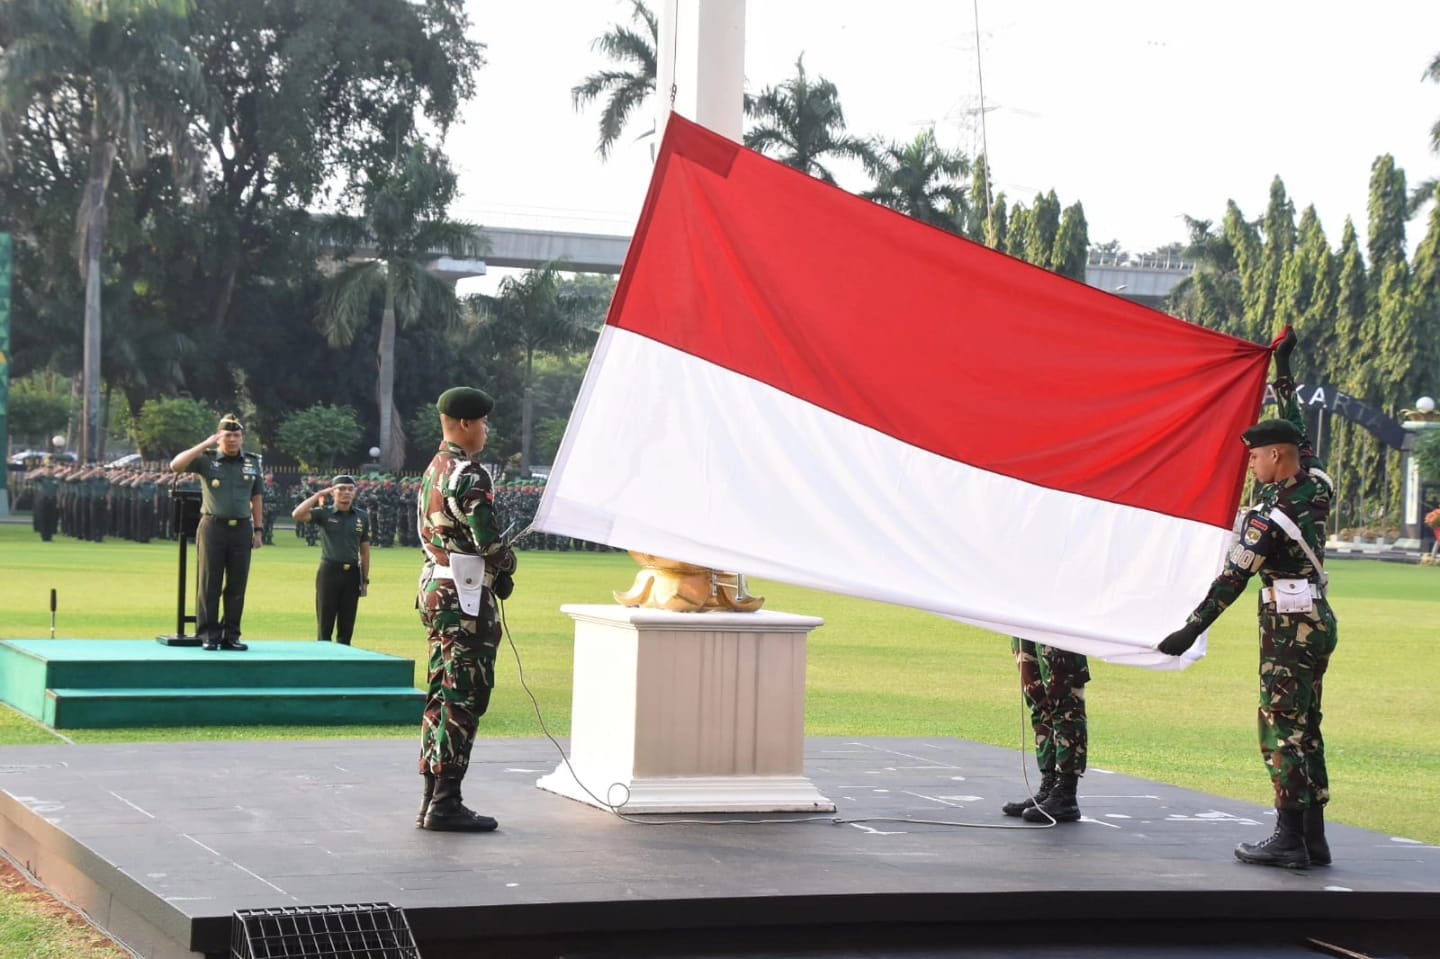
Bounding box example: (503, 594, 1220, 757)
(1235, 809, 1310, 868)
(416, 773, 436, 829)
(219, 639, 248, 651)
(1304, 806, 1331, 866)
(1002, 771, 1056, 817)
(201, 637, 221, 651)
(1022, 773, 1081, 823)
(422, 776, 498, 832)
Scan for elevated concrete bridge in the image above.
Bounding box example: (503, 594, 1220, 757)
(425, 225, 1196, 307)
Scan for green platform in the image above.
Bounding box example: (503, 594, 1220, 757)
(0, 639, 424, 728)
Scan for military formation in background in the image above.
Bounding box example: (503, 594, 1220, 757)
(15, 462, 618, 553)
(17, 462, 202, 543)
(496, 478, 617, 552)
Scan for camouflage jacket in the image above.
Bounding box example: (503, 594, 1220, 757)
(1186, 375, 1334, 630)
(418, 441, 502, 567)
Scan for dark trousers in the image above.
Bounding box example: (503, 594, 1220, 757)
(316, 560, 362, 645)
(196, 517, 253, 643)
(36, 497, 59, 540)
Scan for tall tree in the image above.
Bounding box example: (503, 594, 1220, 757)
(1248, 176, 1296, 342)
(967, 154, 993, 243)
(1366, 154, 1408, 285)
(984, 191, 1008, 250)
(1409, 180, 1440, 403)
(861, 127, 969, 232)
(1050, 202, 1089, 281)
(0, 0, 210, 461)
(570, 0, 656, 161)
(858, 123, 973, 230)
(743, 55, 876, 184)
(315, 141, 483, 472)
(1275, 205, 1335, 381)
(1223, 201, 1263, 341)
(471, 264, 603, 474)
(1023, 190, 1061, 269)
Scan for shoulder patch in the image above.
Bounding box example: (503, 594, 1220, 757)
(1243, 527, 1263, 545)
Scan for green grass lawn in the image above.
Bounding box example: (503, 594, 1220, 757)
(1, 521, 1438, 849)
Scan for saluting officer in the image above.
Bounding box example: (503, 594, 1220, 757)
(170, 414, 264, 651)
(1159, 328, 1338, 869)
(292, 474, 372, 645)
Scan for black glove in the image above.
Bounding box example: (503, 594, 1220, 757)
(494, 547, 517, 575)
(1273, 327, 1296, 380)
(1158, 622, 1202, 657)
(493, 570, 514, 600)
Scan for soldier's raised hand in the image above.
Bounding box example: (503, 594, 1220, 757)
(1272, 326, 1297, 379)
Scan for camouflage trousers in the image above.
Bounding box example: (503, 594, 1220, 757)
(1012, 638, 1090, 775)
(1257, 599, 1338, 810)
(418, 579, 501, 777)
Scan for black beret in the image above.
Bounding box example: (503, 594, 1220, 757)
(331, 474, 356, 487)
(218, 413, 244, 432)
(436, 386, 494, 420)
(1242, 418, 1302, 448)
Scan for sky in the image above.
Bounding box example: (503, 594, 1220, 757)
(448, 0, 1440, 284)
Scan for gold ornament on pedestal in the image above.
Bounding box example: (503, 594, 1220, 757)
(613, 552, 765, 612)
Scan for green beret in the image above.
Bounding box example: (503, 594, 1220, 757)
(218, 413, 244, 432)
(436, 386, 494, 420)
(331, 474, 356, 487)
(1242, 418, 1302, 448)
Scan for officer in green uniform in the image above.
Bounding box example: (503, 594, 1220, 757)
(292, 474, 372, 645)
(1159, 329, 1337, 869)
(29, 467, 61, 541)
(413, 386, 518, 832)
(170, 414, 264, 652)
(1001, 638, 1089, 823)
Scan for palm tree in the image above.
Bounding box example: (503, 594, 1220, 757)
(861, 127, 969, 233)
(316, 141, 484, 472)
(571, 0, 657, 161)
(1165, 215, 1244, 334)
(743, 55, 876, 185)
(471, 263, 602, 475)
(0, 0, 210, 462)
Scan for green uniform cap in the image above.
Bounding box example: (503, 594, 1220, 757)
(1242, 418, 1302, 448)
(332, 474, 356, 487)
(218, 413, 244, 432)
(436, 386, 494, 419)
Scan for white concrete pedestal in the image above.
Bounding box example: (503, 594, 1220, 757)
(536, 604, 833, 813)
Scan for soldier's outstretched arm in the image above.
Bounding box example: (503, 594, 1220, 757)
(1158, 511, 1280, 656)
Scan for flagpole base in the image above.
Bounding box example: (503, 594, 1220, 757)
(537, 766, 834, 814)
(540, 604, 831, 814)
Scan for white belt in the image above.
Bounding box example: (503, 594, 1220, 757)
(423, 565, 495, 586)
(1260, 582, 1322, 604)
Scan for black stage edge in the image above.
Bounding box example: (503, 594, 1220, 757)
(2, 737, 1437, 959)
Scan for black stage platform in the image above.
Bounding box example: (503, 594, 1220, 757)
(2, 737, 1437, 959)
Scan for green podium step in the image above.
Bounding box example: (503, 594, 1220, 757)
(43, 685, 423, 728)
(0, 640, 423, 728)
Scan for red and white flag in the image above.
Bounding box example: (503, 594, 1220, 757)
(536, 115, 1272, 667)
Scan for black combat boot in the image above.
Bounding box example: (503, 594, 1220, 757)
(416, 773, 435, 828)
(1235, 809, 1309, 868)
(1304, 806, 1331, 866)
(422, 775, 498, 832)
(1002, 771, 1056, 818)
(1022, 773, 1081, 823)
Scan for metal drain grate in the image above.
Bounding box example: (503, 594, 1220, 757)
(230, 902, 420, 959)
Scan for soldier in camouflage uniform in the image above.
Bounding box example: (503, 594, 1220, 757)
(261, 474, 279, 545)
(414, 387, 518, 833)
(1001, 639, 1089, 823)
(1159, 329, 1337, 869)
